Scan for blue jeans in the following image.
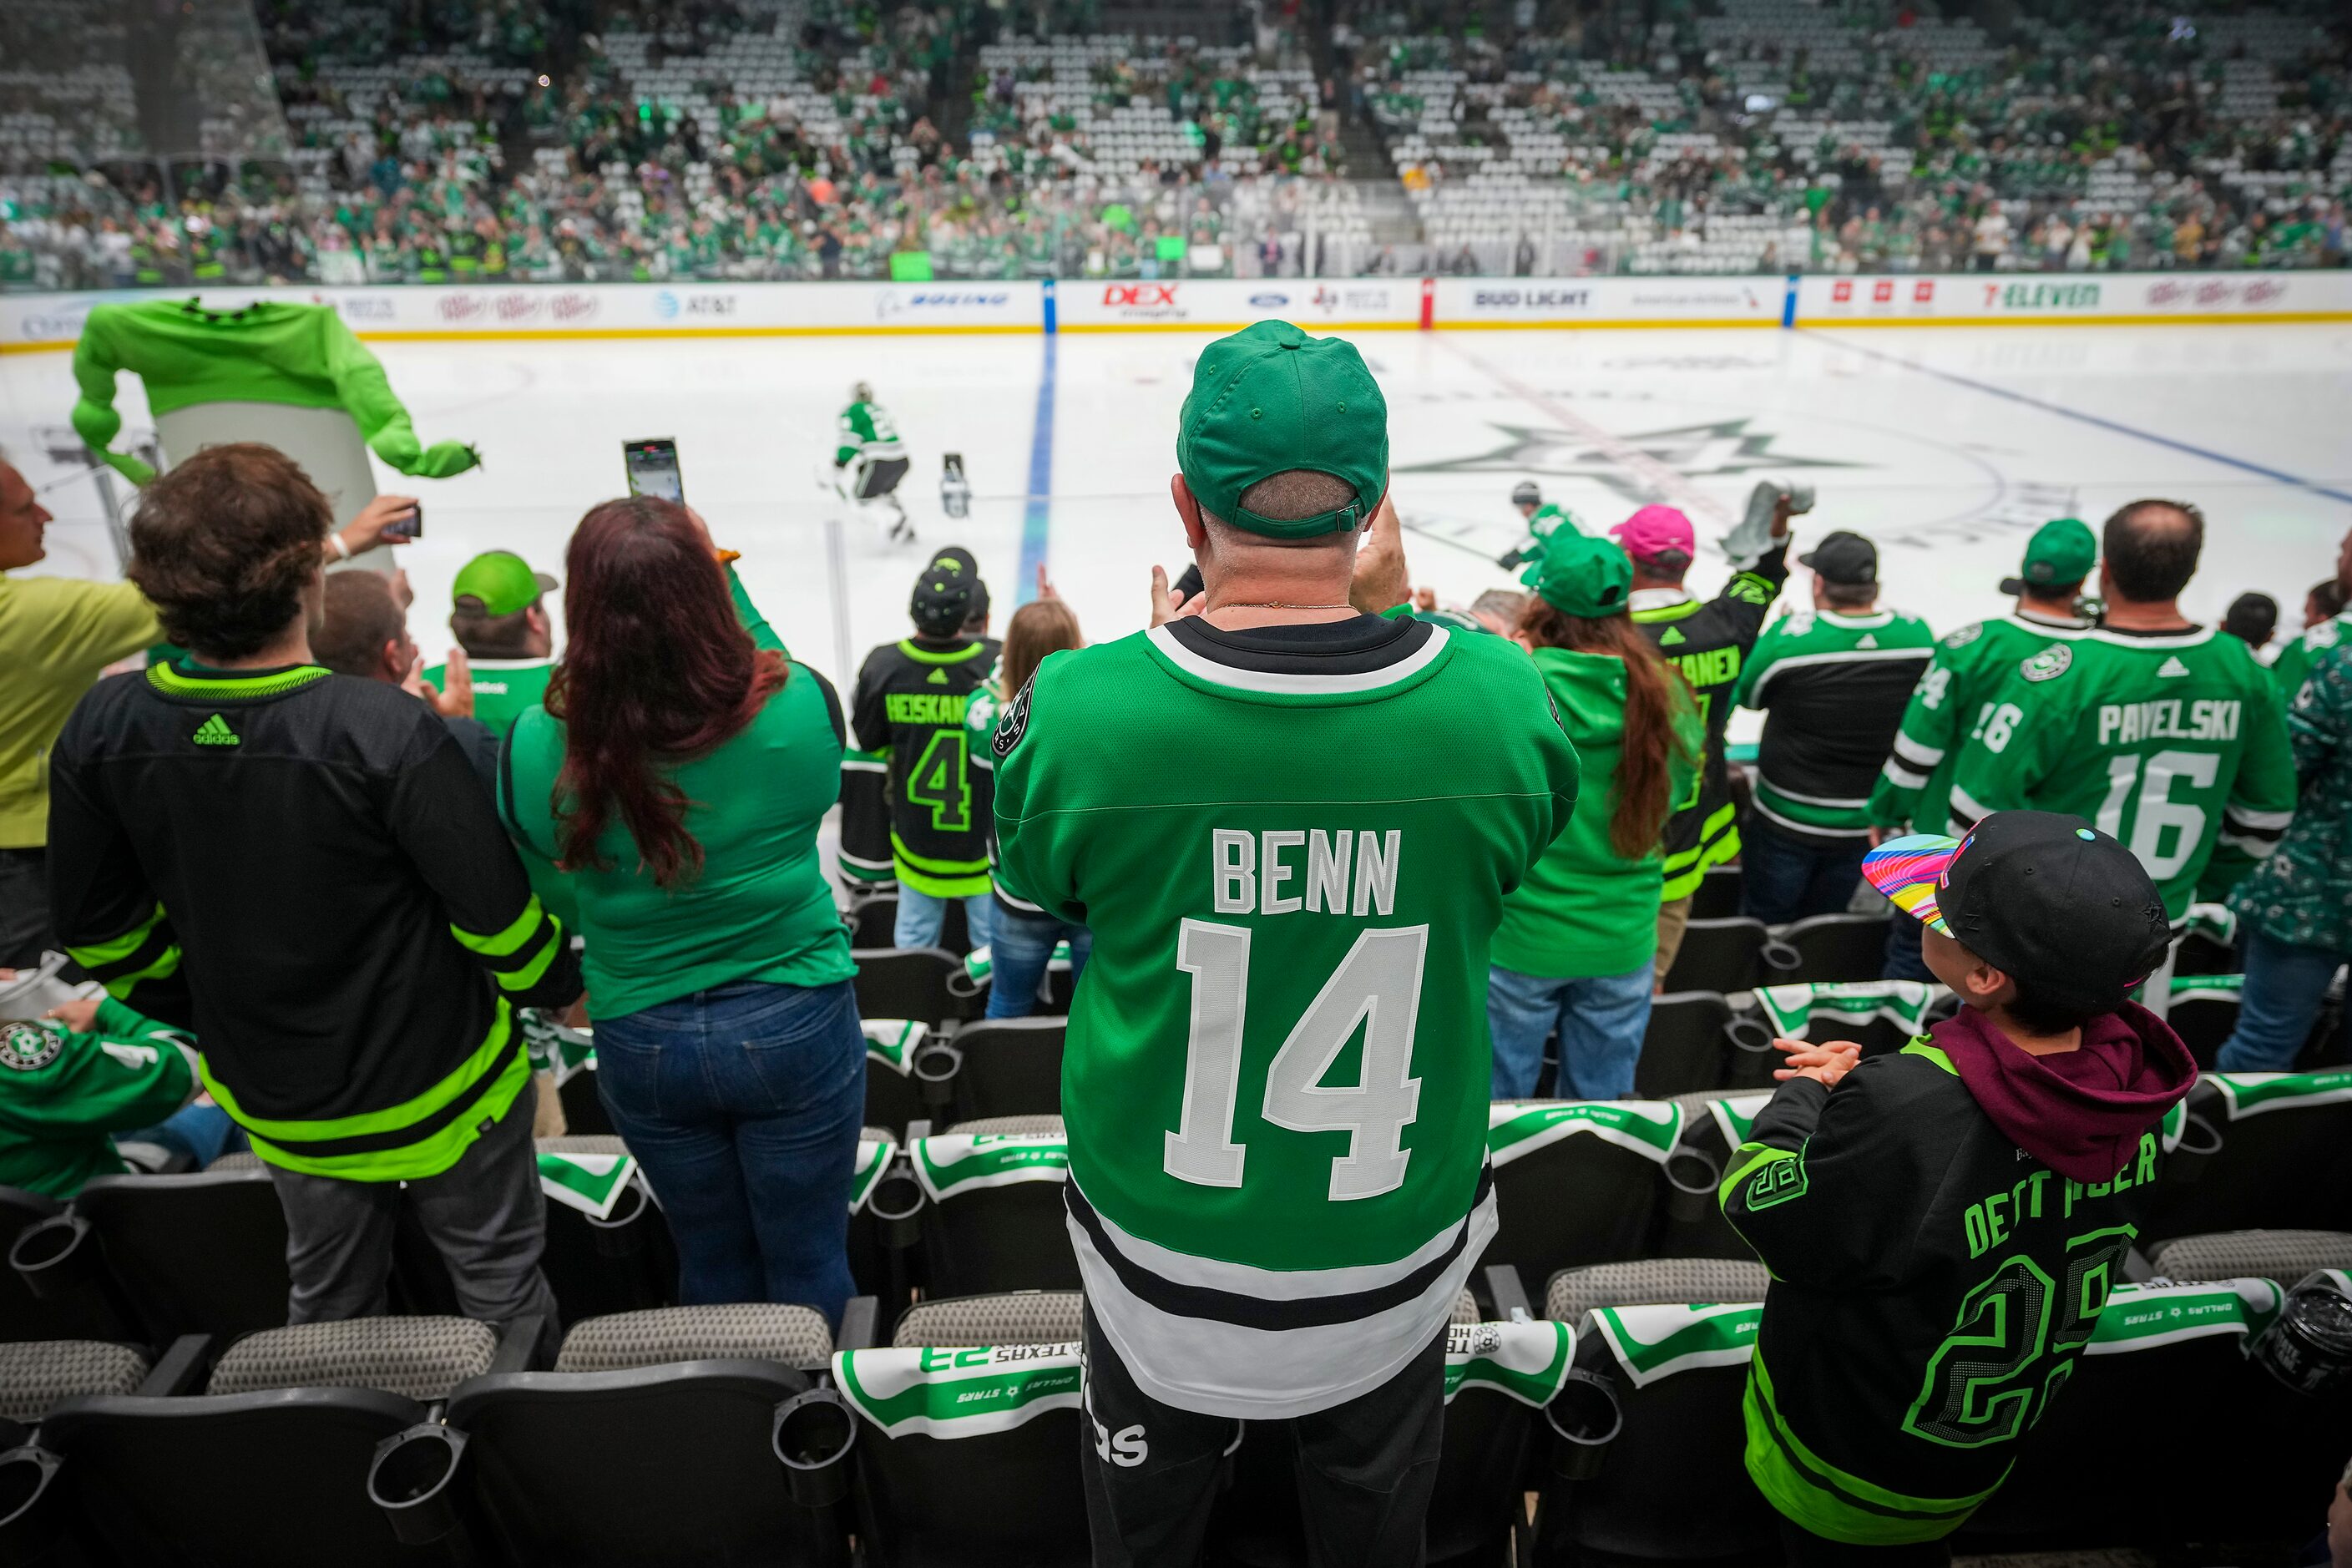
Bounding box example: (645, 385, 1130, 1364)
(1740, 815, 1870, 925)
(893, 888, 994, 953)
(1487, 962, 1656, 1100)
(127, 1103, 247, 1168)
(2217, 927, 2349, 1073)
(984, 905, 1093, 1019)
(593, 978, 865, 1323)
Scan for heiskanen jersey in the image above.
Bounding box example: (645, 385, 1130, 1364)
(2270, 608, 2349, 706)
(992, 615, 1580, 1419)
(835, 400, 906, 467)
(1735, 608, 1935, 840)
(1942, 625, 2296, 919)
(1632, 543, 1789, 898)
(852, 636, 997, 898)
(1722, 1041, 2166, 1544)
(1869, 608, 2093, 836)
(423, 656, 553, 735)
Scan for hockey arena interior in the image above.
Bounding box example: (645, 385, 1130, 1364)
(3, 0, 2352, 1562)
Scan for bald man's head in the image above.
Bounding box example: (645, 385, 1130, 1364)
(2102, 499, 2203, 605)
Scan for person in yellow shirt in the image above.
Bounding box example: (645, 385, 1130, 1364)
(0, 455, 412, 965)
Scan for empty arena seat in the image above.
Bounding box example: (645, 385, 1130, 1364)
(849, 894, 900, 950)
(38, 1316, 509, 1567)
(1485, 1101, 1685, 1294)
(0, 1340, 149, 1423)
(2160, 977, 2244, 1068)
(1634, 991, 1746, 1097)
(848, 1126, 914, 1305)
(1, 1184, 138, 1344)
(853, 948, 984, 1024)
(2139, 1070, 2352, 1242)
(845, 1290, 1089, 1567)
(863, 1017, 953, 1136)
(444, 1305, 852, 1568)
(1959, 1275, 2350, 1547)
(1660, 918, 1798, 994)
(910, 1117, 1078, 1299)
(1532, 1261, 1774, 1564)
(940, 1016, 1066, 1122)
(1691, 864, 1743, 920)
(2145, 1227, 2352, 1283)
(72, 1166, 291, 1341)
(1776, 912, 1894, 984)
(1651, 1092, 1764, 1262)
(534, 1136, 678, 1323)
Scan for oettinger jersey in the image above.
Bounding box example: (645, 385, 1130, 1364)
(993, 614, 1580, 1419)
(47, 662, 580, 1181)
(852, 637, 996, 898)
(1735, 609, 1935, 840)
(0, 999, 195, 1199)
(1941, 625, 2295, 918)
(1869, 609, 2093, 836)
(835, 399, 906, 467)
(1722, 1041, 2166, 1544)
(1632, 544, 1788, 898)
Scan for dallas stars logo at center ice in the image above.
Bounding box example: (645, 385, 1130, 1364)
(1404, 416, 1854, 506)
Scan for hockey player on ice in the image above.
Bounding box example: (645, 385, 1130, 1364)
(835, 382, 914, 544)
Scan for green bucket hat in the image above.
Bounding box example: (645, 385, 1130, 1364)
(1176, 321, 1388, 540)
(1531, 533, 1634, 618)
(1999, 517, 2097, 597)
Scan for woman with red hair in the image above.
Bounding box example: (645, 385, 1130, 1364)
(502, 498, 862, 1323)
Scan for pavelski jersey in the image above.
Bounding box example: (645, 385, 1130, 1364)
(835, 399, 906, 467)
(1735, 608, 1934, 840)
(2270, 607, 2349, 705)
(1722, 1040, 2168, 1545)
(1940, 625, 2296, 919)
(992, 614, 1580, 1419)
(1631, 543, 1789, 898)
(1869, 608, 2094, 836)
(852, 636, 998, 898)
(0, 999, 196, 1199)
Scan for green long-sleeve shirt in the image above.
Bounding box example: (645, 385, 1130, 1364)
(0, 997, 196, 1199)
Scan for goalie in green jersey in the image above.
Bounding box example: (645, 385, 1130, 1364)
(834, 382, 914, 544)
(1940, 501, 2296, 923)
(993, 321, 1580, 1567)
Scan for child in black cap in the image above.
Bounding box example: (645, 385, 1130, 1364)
(1721, 811, 2196, 1561)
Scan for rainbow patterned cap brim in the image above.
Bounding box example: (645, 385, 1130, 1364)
(1861, 833, 1961, 935)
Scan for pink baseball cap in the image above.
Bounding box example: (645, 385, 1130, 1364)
(1609, 504, 1696, 562)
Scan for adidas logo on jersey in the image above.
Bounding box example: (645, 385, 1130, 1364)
(192, 714, 240, 746)
(1659, 627, 1687, 645)
(926, 668, 949, 685)
(1857, 634, 1879, 650)
(2157, 656, 2191, 678)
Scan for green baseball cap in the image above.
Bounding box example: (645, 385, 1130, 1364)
(1176, 321, 1388, 540)
(1531, 533, 1633, 618)
(451, 550, 557, 616)
(1999, 518, 2096, 597)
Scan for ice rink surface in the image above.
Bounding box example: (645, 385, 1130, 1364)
(7, 321, 2349, 724)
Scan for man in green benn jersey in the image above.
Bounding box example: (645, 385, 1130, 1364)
(1941, 501, 2296, 923)
(993, 321, 1581, 1567)
(1868, 518, 2097, 980)
(423, 550, 558, 735)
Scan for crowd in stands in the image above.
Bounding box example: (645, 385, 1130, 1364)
(5, 0, 2349, 289)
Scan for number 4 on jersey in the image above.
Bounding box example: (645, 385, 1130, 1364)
(1164, 919, 1429, 1202)
(905, 731, 971, 832)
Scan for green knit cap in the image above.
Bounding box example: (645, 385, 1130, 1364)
(1176, 321, 1388, 539)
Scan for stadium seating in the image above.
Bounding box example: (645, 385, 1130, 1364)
(35, 1315, 517, 1566)
(1485, 1100, 1682, 1292)
(2146, 1227, 2352, 1283)
(0, 1185, 139, 1344)
(62, 1166, 291, 1343)
(1776, 912, 1893, 985)
(908, 1115, 1080, 1302)
(1690, 865, 1743, 920)
(854, 948, 986, 1026)
(844, 1289, 1091, 1567)
(534, 1136, 680, 1323)
(0, 1338, 149, 1424)
(443, 1303, 854, 1567)
(1652, 1091, 1763, 1262)
(1659, 918, 1799, 995)
(1532, 1259, 1777, 1564)
(1634, 990, 1758, 1098)
(935, 1016, 1067, 1123)
(2139, 1070, 2352, 1242)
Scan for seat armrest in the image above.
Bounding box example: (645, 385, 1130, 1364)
(137, 1333, 213, 1396)
(1484, 1263, 1531, 1320)
(491, 1313, 549, 1374)
(836, 1296, 879, 1353)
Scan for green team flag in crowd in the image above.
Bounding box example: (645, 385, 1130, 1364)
(862, 1017, 927, 1076)
(911, 1132, 1070, 1201)
(536, 1148, 639, 1221)
(70, 298, 482, 485)
(1752, 981, 1940, 1041)
(1486, 1099, 1683, 1168)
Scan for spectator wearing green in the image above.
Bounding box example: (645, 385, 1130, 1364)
(1489, 533, 1700, 1100)
(425, 550, 559, 734)
(0, 987, 197, 1199)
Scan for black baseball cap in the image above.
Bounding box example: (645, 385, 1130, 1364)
(911, 546, 983, 635)
(1864, 812, 2170, 1016)
(1798, 530, 1877, 586)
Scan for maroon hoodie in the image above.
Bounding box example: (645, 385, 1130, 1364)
(1932, 1001, 2198, 1183)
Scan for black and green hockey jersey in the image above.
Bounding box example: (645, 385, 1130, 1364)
(834, 399, 906, 467)
(1721, 1039, 2172, 1545)
(1940, 625, 2297, 919)
(1735, 608, 1935, 840)
(837, 742, 898, 893)
(852, 636, 997, 898)
(1869, 608, 2094, 836)
(993, 614, 1581, 1419)
(47, 661, 581, 1181)
(0, 999, 196, 1199)
(1631, 544, 1789, 898)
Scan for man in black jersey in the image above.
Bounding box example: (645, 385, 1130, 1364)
(852, 548, 999, 950)
(1722, 813, 2193, 1560)
(1619, 500, 1790, 975)
(47, 444, 582, 1332)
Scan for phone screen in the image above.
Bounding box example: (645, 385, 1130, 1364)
(624, 438, 685, 504)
